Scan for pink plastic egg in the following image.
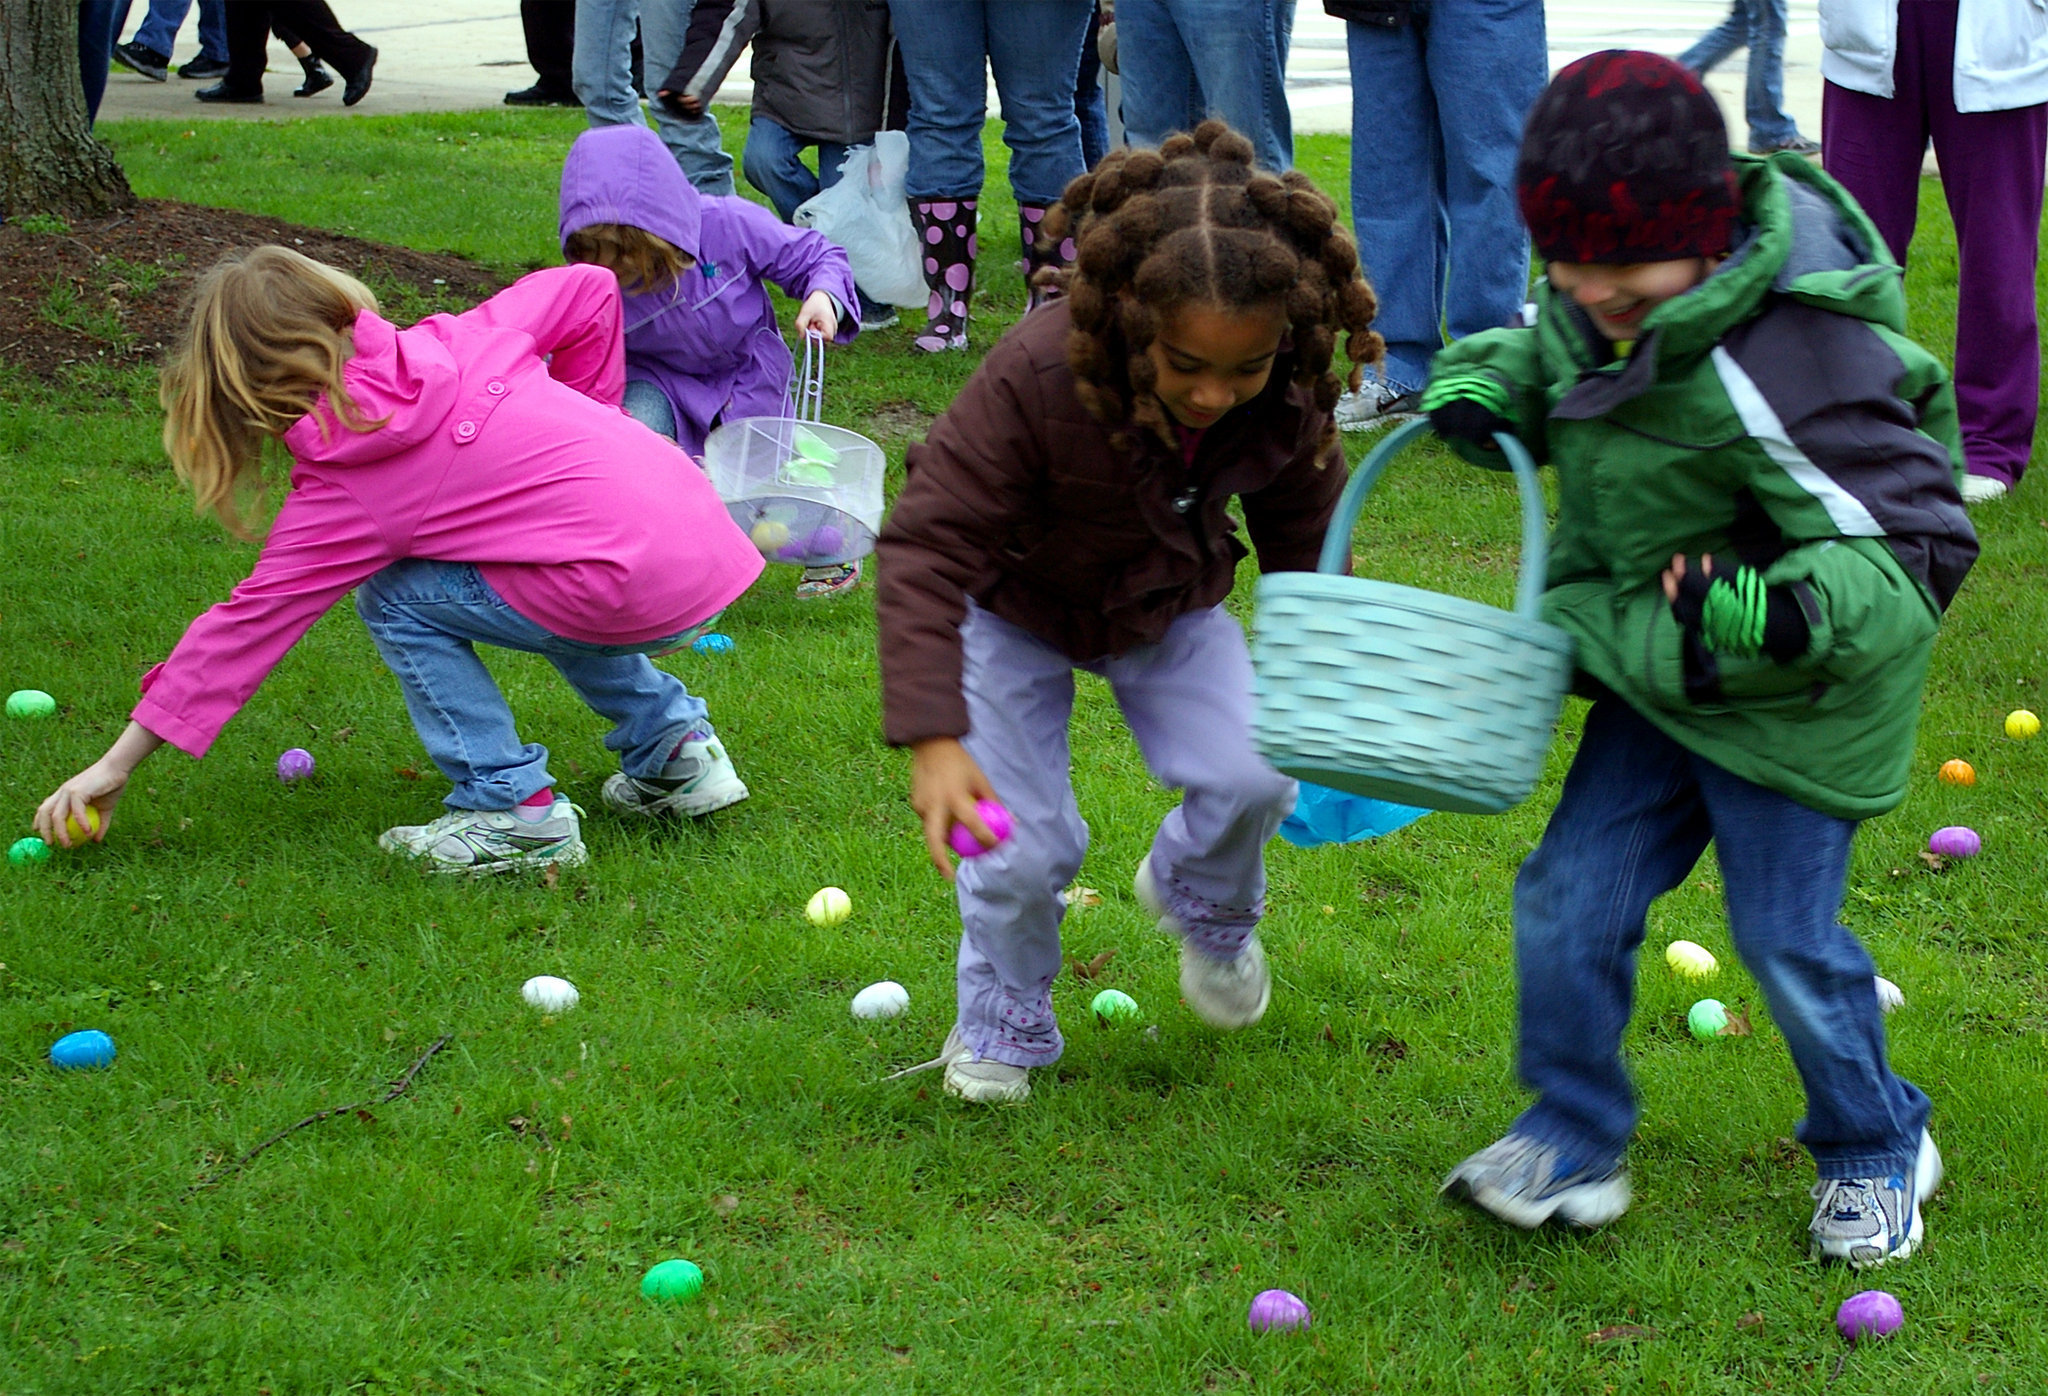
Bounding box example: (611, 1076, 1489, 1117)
(1835, 1290, 1903, 1343)
(277, 747, 315, 782)
(1928, 825, 1980, 859)
(947, 799, 1014, 858)
(1248, 1289, 1312, 1332)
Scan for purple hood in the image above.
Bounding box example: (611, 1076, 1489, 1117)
(559, 124, 702, 261)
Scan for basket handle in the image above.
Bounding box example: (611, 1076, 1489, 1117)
(1314, 417, 1550, 622)
(794, 329, 826, 423)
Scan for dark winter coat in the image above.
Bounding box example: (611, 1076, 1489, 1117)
(876, 303, 1347, 748)
(665, 0, 896, 147)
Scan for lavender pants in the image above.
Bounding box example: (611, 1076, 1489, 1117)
(1821, 3, 2046, 487)
(953, 602, 1297, 1068)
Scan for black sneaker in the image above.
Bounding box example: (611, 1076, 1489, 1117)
(504, 82, 579, 107)
(295, 61, 334, 98)
(195, 82, 263, 104)
(113, 41, 170, 82)
(342, 46, 376, 107)
(177, 55, 230, 79)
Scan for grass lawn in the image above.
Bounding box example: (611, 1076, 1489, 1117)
(3, 111, 2047, 1393)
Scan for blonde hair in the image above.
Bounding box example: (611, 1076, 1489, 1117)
(563, 222, 692, 294)
(160, 246, 383, 540)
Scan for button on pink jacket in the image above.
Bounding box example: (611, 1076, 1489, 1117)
(134, 263, 764, 758)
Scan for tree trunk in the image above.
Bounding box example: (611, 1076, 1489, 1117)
(0, 0, 134, 220)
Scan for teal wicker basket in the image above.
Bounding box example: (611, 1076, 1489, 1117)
(1251, 418, 1575, 815)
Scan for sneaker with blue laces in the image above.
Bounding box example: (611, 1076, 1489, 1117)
(1440, 1132, 1632, 1229)
(1808, 1129, 1942, 1268)
(378, 798, 587, 875)
(601, 732, 749, 818)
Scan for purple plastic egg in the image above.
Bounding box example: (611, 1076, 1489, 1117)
(806, 524, 844, 558)
(1928, 825, 1981, 859)
(277, 747, 315, 782)
(1835, 1290, 1903, 1343)
(947, 799, 1014, 858)
(775, 541, 809, 563)
(1248, 1289, 1312, 1333)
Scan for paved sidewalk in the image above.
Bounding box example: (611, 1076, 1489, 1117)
(97, 0, 1824, 150)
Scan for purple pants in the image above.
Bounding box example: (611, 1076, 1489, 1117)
(1821, 3, 2046, 487)
(953, 602, 1296, 1068)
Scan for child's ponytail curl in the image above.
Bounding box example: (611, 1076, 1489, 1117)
(160, 246, 385, 540)
(1037, 120, 1384, 454)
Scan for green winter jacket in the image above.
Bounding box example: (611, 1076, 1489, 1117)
(1432, 154, 1978, 819)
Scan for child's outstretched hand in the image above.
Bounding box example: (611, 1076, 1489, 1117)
(32, 720, 164, 848)
(793, 292, 839, 342)
(909, 737, 999, 880)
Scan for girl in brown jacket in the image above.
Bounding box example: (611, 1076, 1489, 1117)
(878, 123, 1383, 1104)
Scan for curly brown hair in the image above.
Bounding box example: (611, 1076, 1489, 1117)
(1037, 121, 1383, 452)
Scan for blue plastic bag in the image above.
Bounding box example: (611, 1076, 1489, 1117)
(1278, 781, 1429, 848)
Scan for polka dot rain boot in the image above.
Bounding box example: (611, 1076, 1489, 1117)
(911, 198, 977, 353)
(1019, 204, 1076, 314)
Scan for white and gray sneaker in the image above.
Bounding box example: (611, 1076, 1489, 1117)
(1334, 380, 1422, 433)
(1440, 1132, 1632, 1230)
(1960, 474, 2009, 505)
(378, 798, 588, 876)
(1134, 858, 1272, 1030)
(883, 1025, 1031, 1104)
(601, 733, 749, 818)
(1809, 1129, 1943, 1268)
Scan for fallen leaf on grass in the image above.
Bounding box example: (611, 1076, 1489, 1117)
(394, 764, 421, 781)
(1918, 850, 1948, 872)
(1717, 1005, 1754, 1038)
(541, 864, 561, 890)
(1737, 1311, 1764, 1332)
(1068, 950, 1116, 982)
(711, 1194, 740, 1217)
(1066, 884, 1102, 909)
(1585, 1324, 1659, 1344)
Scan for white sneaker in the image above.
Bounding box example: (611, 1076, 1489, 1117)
(1134, 858, 1272, 1030)
(1960, 474, 2009, 504)
(883, 1025, 1030, 1104)
(378, 798, 588, 875)
(1809, 1129, 1943, 1268)
(601, 733, 749, 818)
(1441, 1133, 1632, 1229)
(1334, 381, 1421, 433)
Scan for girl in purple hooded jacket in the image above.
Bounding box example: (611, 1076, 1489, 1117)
(560, 123, 867, 598)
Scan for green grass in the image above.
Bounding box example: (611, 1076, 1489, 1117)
(3, 113, 2047, 1392)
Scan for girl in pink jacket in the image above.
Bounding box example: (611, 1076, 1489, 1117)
(34, 247, 764, 875)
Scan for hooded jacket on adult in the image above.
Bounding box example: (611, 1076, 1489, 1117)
(1431, 153, 1977, 819)
(665, 0, 897, 147)
(876, 301, 1348, 749)
(1819, 0, 2048, 112)
(558, 124, 861, 458)
(133, 265, 765, 759)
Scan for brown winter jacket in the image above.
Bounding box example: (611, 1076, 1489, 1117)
(876, 302, 1348, 748)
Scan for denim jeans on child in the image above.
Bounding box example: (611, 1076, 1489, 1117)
(622, 378, 680, 442)
(1117, 0, 1296, 172)
(884, 0, 1093, 205)
(1679, 0, 1799, 152)
(354, 558, 711, 811)
(131, 0, 227, 63)
(573, 0, 735, 195)
(1341, 0, 1546, 395)
(1512, 699, 1930, 1181)
(951, 602, 1296, 1069)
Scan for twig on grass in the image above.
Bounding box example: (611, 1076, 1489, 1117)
(187, 1035, 451, 1193)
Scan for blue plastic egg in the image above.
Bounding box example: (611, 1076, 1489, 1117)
(691, 632, 735, 655)
(50, 1029, 116, 1070)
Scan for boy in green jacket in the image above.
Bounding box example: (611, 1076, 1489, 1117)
(1423, 51, 1977, 1267)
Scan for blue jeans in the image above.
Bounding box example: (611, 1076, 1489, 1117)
(572, 0, 735, 195)
(1342, 0, 1545, 394)
(1679, 0, 1800, 151)
(130, 0, 226, 62)
(1512, 700, 1930, 1180)
(741, 115, 853, 224)
(1117, 0, 1296, 172)
(79, 0, 121, 121)
(885, 0, 1093, 205)
(622, 377, 679, 441)
(354, 559, 711, 810)
(1077, 8, 1108, 170)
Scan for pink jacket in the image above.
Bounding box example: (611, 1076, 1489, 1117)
(134, 264, 764, 758)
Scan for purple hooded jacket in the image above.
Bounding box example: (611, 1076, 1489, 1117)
(558, 124, 860, 457)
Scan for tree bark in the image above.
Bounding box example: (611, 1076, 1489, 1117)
(0, 0, 134, 220)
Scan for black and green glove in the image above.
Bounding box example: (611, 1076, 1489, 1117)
(1668, 560, 1812, 662)
(1420, 370, 1514, 447)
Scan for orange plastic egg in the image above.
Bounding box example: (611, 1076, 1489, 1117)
(1938, 759, 1976, 786)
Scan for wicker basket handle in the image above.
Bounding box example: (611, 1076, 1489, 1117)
(1313, 417, 1550, 622)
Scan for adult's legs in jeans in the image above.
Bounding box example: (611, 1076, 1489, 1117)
(888, 0, 990, 202)
(573, 0, 643, 128)
(1918, 5, 2045, 487)
(133, 0, 195, 58)
(1103, 606, 1296, 961)
(1677, 0, 1748, 76)
(742, 116, 822, 222)
(640, 0, 735, 194)
(1115, 0, 1204, 151)
(1698, 761, 1929, 1178)
(1738, 0, 1797, 150)
(1343, 18, 1440, 393)
(953, 603, 1091, 1070)
(1139, 0, 1296, 172)
(1076, 7, 1109, 169)
(985, 0, 1094, 208)
(1510, 701, 1712, 1170)
(1421, 0, 1545, 351)
(78, 0, 121, 119)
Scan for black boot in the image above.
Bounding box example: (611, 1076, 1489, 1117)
(1018, 203, 1073, 314)
(294, 54, 334, 98)
(909, 199, 977, 353)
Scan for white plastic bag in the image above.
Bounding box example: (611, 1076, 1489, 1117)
(794, 132, 926, 309)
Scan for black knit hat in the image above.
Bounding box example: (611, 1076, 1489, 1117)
(1516, 50, 1739, 265)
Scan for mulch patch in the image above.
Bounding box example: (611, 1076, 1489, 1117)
(0, 197, 502, 382)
